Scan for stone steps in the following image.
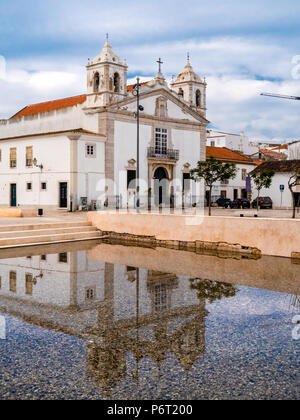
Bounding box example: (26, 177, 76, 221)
(0, 225, 97, 239)
(0, 222, 103, 249)
(0, 221, 90, 233)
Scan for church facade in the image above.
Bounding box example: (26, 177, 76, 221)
(0, 40, 208, 211)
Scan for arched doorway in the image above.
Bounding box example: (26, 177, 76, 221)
(154, 167, 168, 206)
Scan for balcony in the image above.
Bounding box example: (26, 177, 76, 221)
(147, 147, 179, 161)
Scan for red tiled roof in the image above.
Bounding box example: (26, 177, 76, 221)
(11, 95, 87, 119)
(206, 146, 255, 163)
(271, 145, 288, 151)
(11, 83, 150, 119)
(126, 82, 148, 92)
(253, 160, 264, 166)
(259, 149, 287, 160)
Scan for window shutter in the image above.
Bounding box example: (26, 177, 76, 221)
(10, 148, 17, 168)
(26, 146, 33, 167)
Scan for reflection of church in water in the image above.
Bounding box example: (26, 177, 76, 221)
(0, 246, 208, 398)
(86, 267, 207, 397)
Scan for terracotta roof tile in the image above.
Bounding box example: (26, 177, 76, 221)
(253, 160, 264, 166)
(251, 160, 300, 174)
(259, 149, 287, 160)
(11, 83, 150, 119)
(271, 145, 288, 151)
(126, 82, 148, 92)
(11, 95, 87, 119)
(206, 146, 254, 163)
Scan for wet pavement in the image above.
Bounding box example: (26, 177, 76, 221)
(0, 241, 299, 400)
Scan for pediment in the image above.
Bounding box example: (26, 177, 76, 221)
(107, 86, 209, 125)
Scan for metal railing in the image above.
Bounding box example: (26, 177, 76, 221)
(147, 147, 179, 160)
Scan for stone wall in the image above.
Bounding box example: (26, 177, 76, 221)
(87, 212, 300, 258)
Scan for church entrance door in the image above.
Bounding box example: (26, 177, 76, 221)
(154, 167, 168, 207)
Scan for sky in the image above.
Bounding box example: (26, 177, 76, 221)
(0, 0, 300, 142)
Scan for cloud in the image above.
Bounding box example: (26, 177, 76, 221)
(0, 55, 6, 80)
(1, 1, 300, 141)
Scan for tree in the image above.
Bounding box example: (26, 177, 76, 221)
(288, 172, 300, 219)
(251, 170, 275, 213)
(190, 157, 237, 216)
(190, 278, 238, 304)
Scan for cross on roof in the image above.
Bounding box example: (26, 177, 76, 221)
(157, 58, 163, 74)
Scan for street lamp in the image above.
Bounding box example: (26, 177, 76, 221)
(132, 78, 144, 213)
(33, 158, 43, 171)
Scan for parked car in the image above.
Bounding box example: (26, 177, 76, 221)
(231, 198, 251, 209)
(216, 198, 232, 208)
(252, 197, 273, 209)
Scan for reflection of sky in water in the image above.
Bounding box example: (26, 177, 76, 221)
(0, 256, 299, 400)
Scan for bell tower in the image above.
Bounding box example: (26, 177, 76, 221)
(86, 37, 128, 108)
(170, 54, 207, 117)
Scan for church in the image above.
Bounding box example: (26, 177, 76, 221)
(0, 39, 208, 211)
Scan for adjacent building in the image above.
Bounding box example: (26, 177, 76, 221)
(207, 129, 259, 156)
(250, 160, 300, 208)
(206, 146, 256, 203)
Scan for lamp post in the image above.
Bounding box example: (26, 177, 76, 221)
(33, 158, 44, 216)
(132, 78, 144, 213)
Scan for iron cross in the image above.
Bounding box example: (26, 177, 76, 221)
(157, 58, 163, 74)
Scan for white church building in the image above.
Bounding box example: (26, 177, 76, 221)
(0, 40, 208, 211)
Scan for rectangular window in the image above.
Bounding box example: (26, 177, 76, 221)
(41, 255, 47, 261)
(85, 287, 96, 302)
(154, 284, 167, 312)
(210, 141, 216, 147)
(221, 190, 227, 198)
(26, 146, 33, 167)
(41, 182, 47, 191)
(86, 143, 96, 157)
(242, 169, 247, 181)
(10, 148, 17, 168)
(127, 170, 136, 189)
(26, 182, 32, 191)
(25, 274, 33, 296)
(183, 173, 191, 192)
(59, 253, 68, 263)
(155, 128, 168, 155)
(9, 271, 17, 293)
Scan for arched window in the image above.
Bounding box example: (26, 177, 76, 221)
(196, 90, 201, 107)
(94, 73, 100, 93)
(113, 73, 120, 93)
(178, 88, 184, 99)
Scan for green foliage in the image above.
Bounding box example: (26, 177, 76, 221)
(190, 157, 238, 187)
(190, 278, 238, 304)
(251, 170, 275, 192)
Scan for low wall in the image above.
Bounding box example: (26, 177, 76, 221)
(0, 208, 37, 218)
(87, 212, 300, 258)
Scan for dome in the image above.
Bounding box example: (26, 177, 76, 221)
(174, 58, 202, 84)
(92, 40, 124, 66)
